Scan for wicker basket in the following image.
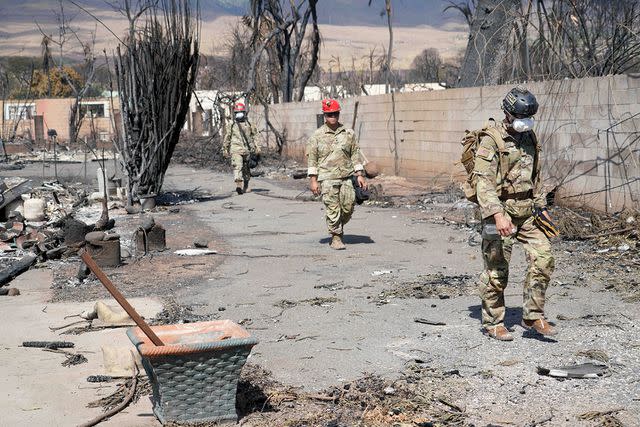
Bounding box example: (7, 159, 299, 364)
(127, 320, 258, 424)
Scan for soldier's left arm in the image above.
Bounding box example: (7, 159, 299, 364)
(533, 164, 553, 223)
(348, 129, 367, 189)
(532, 134, 546, 210)
(533, 181, 546, 209)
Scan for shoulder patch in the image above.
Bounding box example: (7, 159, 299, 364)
(476, 146, 495, 161)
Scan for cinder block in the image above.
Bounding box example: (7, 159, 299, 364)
(573, 160, 599, 176)
(610, 89, 636, 105)
(627, 74, 640, 89)
(86, 238, 121, 267)
(134, 224, 166, 253)
(609, 75, 629, 91)
(570, 133, 598, 147)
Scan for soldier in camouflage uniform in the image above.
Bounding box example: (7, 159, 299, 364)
(223, 102, 260, 195)
(473, 86, 556, 341)
(307, 99, 367, 250)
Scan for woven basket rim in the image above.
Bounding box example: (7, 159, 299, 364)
(127, 320, 258, 357)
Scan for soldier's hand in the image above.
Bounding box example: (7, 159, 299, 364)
(310, 177, 321, 196)
(356, 175, 367, 190)
(494, 212, 516, 237)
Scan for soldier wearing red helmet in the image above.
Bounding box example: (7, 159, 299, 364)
(223, 102, 260, 194)
(306, 99, 367, 250)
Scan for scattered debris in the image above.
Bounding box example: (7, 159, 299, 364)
(134, 216, 166, 253)
(313, 281, 342, 289)
(234, 363, 468, 426)
(375, 273, 474, 304)
(63, 217, 93, 245)
(87, 375, 150, 411)
(174, 248, 217, 256)
(0, 254, 37, 287)
(82, 374, 143, 427)
(302, 296, 339, 306)
(372, 269, 393, 276)
(85, 231, 121, 267)
(87, 375, 115, 383)
(193, 237, 209, 248)
(576, 349, 610, 363)
(556, 207, 639, 242)
(42, 348, 88, 367)
(498, 359, 522, 367)
(92, 301, 134, 325)
(537, 362, 608, 379)
(152, 298, 218, 325)
(578, 407, 625, 422)
(273, 299, 298, 309)
(414, 318, 446, 326)
(0, 287, 20, 296)
(292, 170, 308, 179)
(22, 341, 74, 349)
(102, 346, 142, 377)
(274, 297, 340, 310)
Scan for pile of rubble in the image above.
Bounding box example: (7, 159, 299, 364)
(0, 179, 85, 293)
(555, 206, 639, 242)
(235, 363, 468, 427)
(3, 147, 118, 165)
(0, 171, 164, 296)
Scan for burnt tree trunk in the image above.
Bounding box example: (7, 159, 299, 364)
(458, 0, 520, 87)
(114, 0, 199, 202)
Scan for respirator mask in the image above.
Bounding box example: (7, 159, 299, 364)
(511, 117, 534, 133)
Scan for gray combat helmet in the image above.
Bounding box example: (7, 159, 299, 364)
(502, 85, 538, 118)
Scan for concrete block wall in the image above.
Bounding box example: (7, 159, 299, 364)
(255, 74, 640, 212)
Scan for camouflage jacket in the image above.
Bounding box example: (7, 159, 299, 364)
(473, 122, 546, 219)
(223, 120, 260, 156)
(306, 123, 364, 181)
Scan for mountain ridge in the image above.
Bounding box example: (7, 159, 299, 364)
(0, 0, 464, 27)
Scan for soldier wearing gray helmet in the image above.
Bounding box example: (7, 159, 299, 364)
(471, 86, 557, 341)
(223, 102, 260, 195)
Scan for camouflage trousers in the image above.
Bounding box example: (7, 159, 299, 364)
(231, 153, 250, 184)
(321, 178, 355, 235)
(478, 214, 555, 328)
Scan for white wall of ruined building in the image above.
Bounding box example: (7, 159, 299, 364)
(253, 74, 640, 212)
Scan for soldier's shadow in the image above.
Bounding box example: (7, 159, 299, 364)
(467, 304, 523, 329)
(319, 235, 375, 244)
(467, 304, 557, 343)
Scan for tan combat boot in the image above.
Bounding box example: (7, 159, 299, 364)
(329, 234, 346, 250)
(483, 325, 514, 341)
(522, 318, 556, 336)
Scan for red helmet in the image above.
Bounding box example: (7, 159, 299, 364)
(233, 102, 246, 112)
(322, 99, 340, 113)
